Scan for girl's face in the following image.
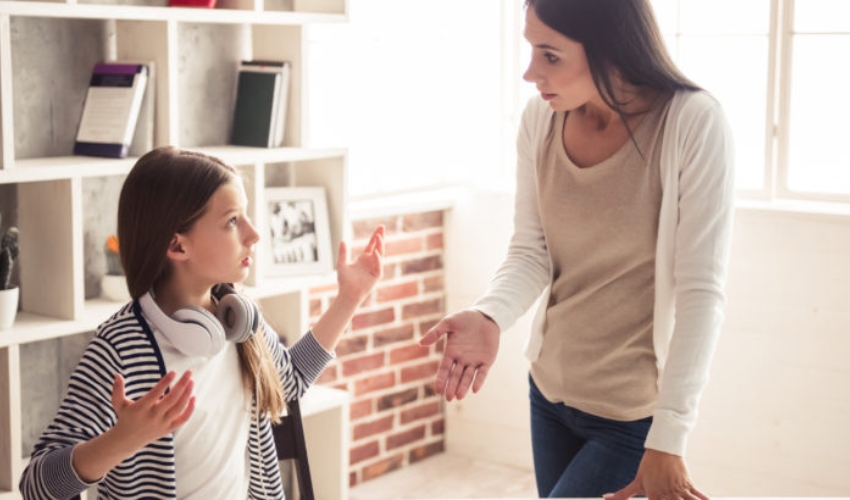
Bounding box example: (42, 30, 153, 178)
(522, 7, 600, 112)
(178, 180, 260, 287)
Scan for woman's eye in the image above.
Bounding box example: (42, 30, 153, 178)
(544, 52, 558, 63)
(227, 217, 238, 227)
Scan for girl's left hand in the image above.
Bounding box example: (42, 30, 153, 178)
(337, 225, 385, 304)
(604, 449, 708, 500)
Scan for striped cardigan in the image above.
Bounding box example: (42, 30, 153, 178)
(19, 300, 333, 500)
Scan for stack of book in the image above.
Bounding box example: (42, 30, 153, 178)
(231, 60, 292, 148)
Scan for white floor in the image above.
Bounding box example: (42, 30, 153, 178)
(348, 453, 538, 500)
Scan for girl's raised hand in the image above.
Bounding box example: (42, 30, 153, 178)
(337, 225, 385, 304)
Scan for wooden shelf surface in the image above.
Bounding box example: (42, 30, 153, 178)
(0, 1, 345, 25)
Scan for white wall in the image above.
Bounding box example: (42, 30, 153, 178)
(443, 188, 534, 469)
(444, 189, 850, 496)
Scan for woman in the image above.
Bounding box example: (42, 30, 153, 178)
(420, 1, 735, 498)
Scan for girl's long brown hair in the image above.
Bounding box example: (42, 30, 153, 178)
(118, 146, 285, 422)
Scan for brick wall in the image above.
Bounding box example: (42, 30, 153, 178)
(308, 210, 447, 487)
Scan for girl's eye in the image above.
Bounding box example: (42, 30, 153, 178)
(227, 216, 238, 227)
(544, 52, 558, 63)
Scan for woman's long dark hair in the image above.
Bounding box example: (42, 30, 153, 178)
(118, 146, 285, 422)
(526, 0, 701, 116)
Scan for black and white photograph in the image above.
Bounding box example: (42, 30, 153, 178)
(265, 187, 332, 277)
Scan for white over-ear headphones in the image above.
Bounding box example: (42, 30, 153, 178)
(140, 283, 259, 357)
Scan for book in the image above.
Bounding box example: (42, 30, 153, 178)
(230, 60, 291, 148)
(74, 63, 149, 158)
(128, 61, 156, 158)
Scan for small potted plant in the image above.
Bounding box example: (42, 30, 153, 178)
(101, 235, 130, 302)
(0, 213, 20, 330)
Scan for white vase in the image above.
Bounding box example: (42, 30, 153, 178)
(0, 287, 19, 330)
(101, 274, 131, 303)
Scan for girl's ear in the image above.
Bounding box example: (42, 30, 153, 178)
(166, 234, 189, 262)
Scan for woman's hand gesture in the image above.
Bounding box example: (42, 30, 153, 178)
(419, 309, 501, 401)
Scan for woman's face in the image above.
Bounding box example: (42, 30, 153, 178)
(522, 6, 600, 112)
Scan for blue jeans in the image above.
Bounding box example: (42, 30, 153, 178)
(529, 374, 652, 498)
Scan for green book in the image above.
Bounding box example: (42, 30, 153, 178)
(230, 69, 280, 148)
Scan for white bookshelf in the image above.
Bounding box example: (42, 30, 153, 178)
(0, 1, 350, 498)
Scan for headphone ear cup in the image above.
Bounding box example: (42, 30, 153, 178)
(171, 305, 226, 356)
(216, 293, 258, 344)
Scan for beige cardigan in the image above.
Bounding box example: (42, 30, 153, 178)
(473, 90, 736, 456)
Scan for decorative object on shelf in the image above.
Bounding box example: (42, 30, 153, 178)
(168, 0, 218, 7)
(74, 62, 150, 158)
(0, 214, 20, 330)
(101, 235, 131, 303)
(231, 60, 292, 148)
(265, 187, 333, 277)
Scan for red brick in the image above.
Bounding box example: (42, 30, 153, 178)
(376, 281, 419, 303)
(418, 318, 440, 336)
(350, 440, 380, 464)
(389, 344, 429, 364)
(401, 361, 440, 384)
(353, 372, 395, 396)
(402, 211, 443, 232)
(385, 236, 425, 257)
(349, 471, 358, 488)
(342, 352, 386, 377)
(351, 308, 395, 330)
(373, 324, 415, 348)
(386, 425, 427, 450)
(426, 232, 444, 250)
(401, 255, 442, 275)
(409, 441, 444, 464)
(432, 418, 444, 435)
(402, 298, 443, 320)
(336, 335, 368, 357)
(353, 217, 399, 239)
(361, 454, 404, 481)
(377, 388, 419, 411)
(401, 360, 440, 384)
(423, 275, 443, 293)
(423, 383, 438, 398)
(353, 414, 394, 440)
(350, 398, 373, 421)
(400, 401, 441, 425)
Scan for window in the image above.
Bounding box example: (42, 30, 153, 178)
(304, 0, 505, 198)
(652, 0, 850, 202)
(307, 1, 849, 203)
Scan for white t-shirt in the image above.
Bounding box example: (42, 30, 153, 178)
(141, 307, 253, 500)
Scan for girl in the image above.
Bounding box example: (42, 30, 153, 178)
(421, 0, 734, 499)
(19, 146, 385, 499)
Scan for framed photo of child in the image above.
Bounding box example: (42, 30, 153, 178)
(264, 187, 333, 277)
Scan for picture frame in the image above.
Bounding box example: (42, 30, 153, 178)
(264, 186, 333, 277)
